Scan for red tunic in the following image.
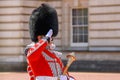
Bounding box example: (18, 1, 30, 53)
(26, 39, 64, 80)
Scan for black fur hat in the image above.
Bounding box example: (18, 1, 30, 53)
(29, 3, 58, 42)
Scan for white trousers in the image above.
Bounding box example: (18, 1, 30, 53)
(36, 76, 58, 80)
(36, 75, 75, 80)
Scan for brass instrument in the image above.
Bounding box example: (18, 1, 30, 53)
(63, 52, 76, 75)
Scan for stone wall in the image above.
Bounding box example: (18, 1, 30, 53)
(0, 0, 27, 71)
(89, 0, 120, 51)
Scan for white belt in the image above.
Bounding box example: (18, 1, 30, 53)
(36, 76, 58, 80)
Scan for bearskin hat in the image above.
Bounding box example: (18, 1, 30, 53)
(29, 3, 58, 42)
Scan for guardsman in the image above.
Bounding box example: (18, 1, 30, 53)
(25, 3, 75, 80)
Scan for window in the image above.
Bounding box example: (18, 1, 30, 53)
(71, 8, 88, 47)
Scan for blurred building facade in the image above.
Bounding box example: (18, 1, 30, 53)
(0, 0, 120, 72)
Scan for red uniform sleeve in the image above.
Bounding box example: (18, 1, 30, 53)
(26, 39, 48, 79)
(26, 39, 52, 76)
